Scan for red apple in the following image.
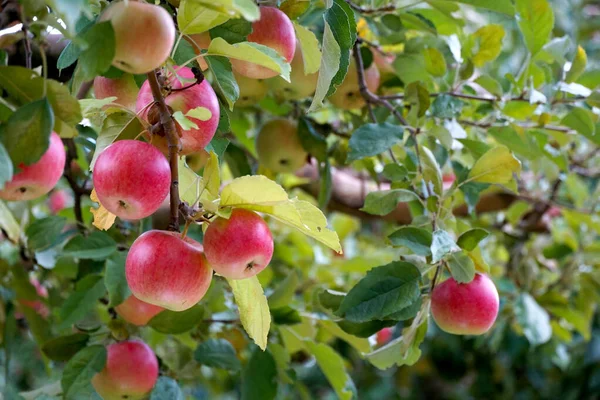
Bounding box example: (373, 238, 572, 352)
(115, 295, 164, 326)
(329, 58, 380, 110)
(48, 189, 71, 214)
(92, 140, 170, 220)
(136, 66, 220, 155)
(255, 119, 307, 173)
(92, 340, 158, 400)
(0, 132, 65, 201)
(187, 32, 211, 71)
(17, 278, 49, 318)
(94, 74, 139, 111)
(431, 273, 499, 335)
(442, 173, 456, 191)
(100, 1, 175, 74)
(231, 7, 296, 79)
(126, 230, 213, 311)
(203, 209, 274, 279)
(375, 327, 393, 346)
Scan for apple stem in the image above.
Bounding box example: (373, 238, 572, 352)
(146, 69, 182, 232)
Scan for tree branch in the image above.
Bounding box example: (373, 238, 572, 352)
(344, 0, 396, 14)
(146, 69, 181, 232)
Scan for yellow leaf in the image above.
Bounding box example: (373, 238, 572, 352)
(565, 45, 587, 83)
(220, 175, 342, 252)
(468, 146, 521, 184)
(472, 25, 505, 67)
(90, 189, 116, 231)
(201, 151, 220, 198)
(0, 200, 20, 242)
(177, 0, 259, 35)
(228, 276, 270, 350)
(423, 48, 446, 77)
(294, 22, 321, 75)
(319, 320, 371, 354)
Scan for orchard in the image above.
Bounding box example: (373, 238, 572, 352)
(0, 0, 599, 398)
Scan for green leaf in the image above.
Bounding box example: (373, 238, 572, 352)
(319, 320, 371, 353)
(25, 216, 67, 252)
(268, 271, 300, 309)
(308, 22, 340, 112)
(382, 164, 408, 181)
(515, 0, 554, 56)
(281, 0, 311, 19)
(63, 231, 117, 260)
(324, 0, 356, 97)
(347, 123, 404, 162)
(471, 25, 505, 67)
(148, 304, 204, 334)
(89, 111, 143, 170)
(388, 227, 433, 256)
(488, 126, 543, 160)
(194, 338, 241, 371)
(305, 342, 356, 400)
(104, 252, 130, 307)
(0, 200, 19, 242)
(42, 333, 90, 362)
(271, 305, 302, 325)
(561, 107, 596, 138)
(242, 347, 278, 400)
(450, 0, 514, 15)
(475, 75, 503, 97)
(205, 56, 239, 111)
(209, 19, 252, 44)
(420, 146, 443, 196)
(467, 145, 521, 184)
(297, 117, 327, 162)
(431, 230, 457, 263)
(515, 293, 552, 345)
(58, 274, 106, 330)
(393, 53, 428, 85)
(0, 98, 54, 169)
(78, 21, 115, 81)
(61, 345, 107, 400)
(424, 47, 447, 77)
(456, 228, 489, 251)
(336, 261, 421, 323)
(360, 189, 420, 216)
(294, 23, 321, 74)
(446, 250, 476, 283)
(430, 94, 464, 119)
(565, 45, 587, 83)
(0, 142, 13, 188)
(228, 276, 271, 350)
(150, 377, 185, 400)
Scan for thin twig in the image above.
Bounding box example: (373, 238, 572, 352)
(344, 0, 396, 14)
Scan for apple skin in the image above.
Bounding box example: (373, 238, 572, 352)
(268, 41, 318, 100)
(17, 278, 49, 318)
(93, 140, 170, 220)
(92, 340, 159, 400)
(48, 189, 71, 214)
(255, 119, 307, 173)
(235, 71, 268, 108)
(231, 7, 296, 79)
(126, 230, 213, 311)
(329, 58, 380, 110)
(115, 295, 164, 326)
(187, 32, 211, 71)
(100, 2, 175, 74)
(93, 74, 139, 111)
(137, 66, 220, 155)
(372, 51, 396, 78)
(0, 132, 65, 201)
(431, 273, 499, 335)
(376, 327, 393, 346)
(203, 209, 274, 279)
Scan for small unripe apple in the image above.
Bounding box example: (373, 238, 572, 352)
(375, 327, 393, 346)
(187, 32, 211, 71)
(93, 140, 170, 220)
(126, 230, 213, 311)
(115, 295, 164, 326)
(235, 71, 268, 108)
(48, 189, 71, 214)
(137, 66, 220, 155)
(329, 58, 380, 110)
(17, 278, 49, 318)
(431, 273, 499, 335)
(92, 340, 158, 400)
(373, 51, 396, 78)
(185, 150, 210, 172)
(100, 2, 175, 74)
(255, 119, 307, 173)
(231, 7, 296, 79)
(203, 209, 274, 279)
(94, 74, 139, 111)
(268, 41, 318, 100)
(0, 132, 65, 201)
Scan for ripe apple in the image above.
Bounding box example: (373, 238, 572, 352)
(328, 58, 380, 110)
(48, 189, 71, 214)
(17, 278, 49, 318)
(268, 41, 318, 100)
(94, 74, 139, 111)
(126, 230, 213, 311)
(92, 340, 158, 400)
(442, 173, 456, 191)
(231, 7, 296, 79)
(203, 209, 274, 279)
(185, 150, 210, 172)
(136, 66, 220, 155)
(431, 273, 499, 335)
(115, 295, 164, 326)
(187, 32, 211, 71)
(100, 1, 175, 74)
(235, 71, 268, 108)
(0, 132, 65, 201)
(93, 140, 170, 220)
(375, 327, 393, 346)
(255, 119, 307, 173)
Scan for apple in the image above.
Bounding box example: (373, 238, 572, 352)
(231, 7, 296, 79)
(187, 32, 211, 71)
(115, 295, 164, 326)
(0, 132, 65, 201)
(92, 340, 158, 400)
(48, 189, 71, 214)
(185, 150, 210, 172)
(268, 41, 318, 100)
(203, 209, 273, 279)
(431, 273, 499, 335)
(442, 173, 456, 191)
(328, 58, 380, 110)
(255, 119, 308, 173)
(94, 74, 139, 111)
(93, 140, 170, 220)
(136, 66, 220, 155)
(17, 278, 49, 318)
(372, 51, 396, 78)
(375, 327, 393, 346)
(126, 230, 213, 311)
(100, 1, 175, 74)
(235, 71, 268, 108)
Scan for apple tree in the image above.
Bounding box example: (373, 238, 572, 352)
(1, 0, 599, 398)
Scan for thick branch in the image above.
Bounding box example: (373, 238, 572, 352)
(146, 69, 181, 232)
